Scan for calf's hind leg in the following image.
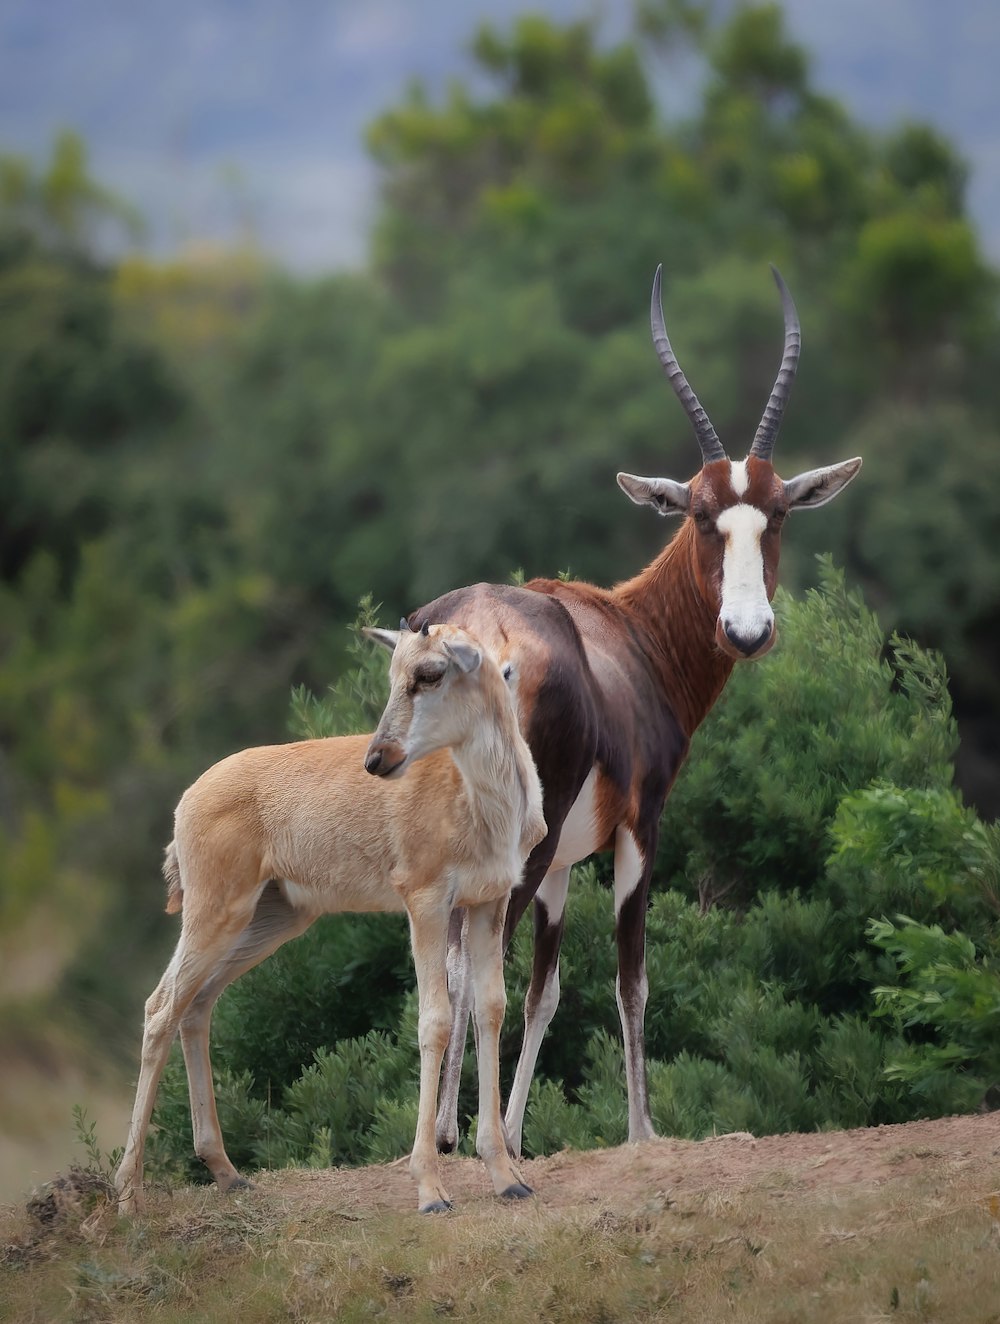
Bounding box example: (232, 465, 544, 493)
(115, 890, 262, 1215)
(178, 881, 313, 1193)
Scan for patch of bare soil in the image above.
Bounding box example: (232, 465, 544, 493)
(257, 1112, 1000, 1216)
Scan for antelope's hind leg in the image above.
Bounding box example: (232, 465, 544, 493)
(613, 829, 656, 1144)
(503, 865, 571, 1159)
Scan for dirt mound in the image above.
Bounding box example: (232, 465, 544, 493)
(258, 1110, 1000, 1216)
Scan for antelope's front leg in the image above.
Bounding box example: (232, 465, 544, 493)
(406, 897, 455, 1213)
(466, 897, 533, 1201)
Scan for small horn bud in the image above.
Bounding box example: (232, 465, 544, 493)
(399, 616, 410, 632)
(420, 620, 430, 637)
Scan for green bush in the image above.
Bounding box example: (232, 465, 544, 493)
(656, 558, 957, 908)
(148, 570, 998, 1179)
(869, 906, 1000, 1114)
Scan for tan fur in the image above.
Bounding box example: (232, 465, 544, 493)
(115, 624, 545, 1217)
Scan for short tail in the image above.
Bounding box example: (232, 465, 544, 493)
(163, 841, 183, 914)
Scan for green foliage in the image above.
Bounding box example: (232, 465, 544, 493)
(211, 913, 414, 1094)
(71, 1103, 123, 1178)
(869, 912, 1000, 1113)
(287, 595, 390, 739)
(658, 558, 958, 908)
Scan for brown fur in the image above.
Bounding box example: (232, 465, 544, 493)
(415, 453, 861, 1155)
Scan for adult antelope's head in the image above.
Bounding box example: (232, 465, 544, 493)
(363, 619, 511, 778)
(618, 266, 861, 661)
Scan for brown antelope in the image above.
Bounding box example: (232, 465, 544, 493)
(419, 265, 862, 1157)
(115, 621, 545, 1215)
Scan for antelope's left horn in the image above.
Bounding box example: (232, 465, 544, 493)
(749, 266, 801, 463)
(650, 264, 726, 466)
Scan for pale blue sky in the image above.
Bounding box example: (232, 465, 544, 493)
(1, 0, 996, 269)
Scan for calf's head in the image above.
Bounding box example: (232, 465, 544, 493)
(363, 620, 490, 778)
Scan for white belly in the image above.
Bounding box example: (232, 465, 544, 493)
(280, 875, 406, 916)
(550, 767, 604, 870)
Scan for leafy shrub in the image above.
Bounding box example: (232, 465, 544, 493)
(148, 571, 998, 1179)
(869, 912, 1000, 1114)
(656, 558, 957, 906)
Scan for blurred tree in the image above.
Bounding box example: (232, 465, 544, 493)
(2, 0, 999, 1099)
(359, 0, 999, 807)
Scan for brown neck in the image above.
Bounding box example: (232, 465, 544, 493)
(612, 520, 735, 739)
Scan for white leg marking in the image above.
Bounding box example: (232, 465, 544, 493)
(613, 828, 643, 917)
(550, 767, 601, 870)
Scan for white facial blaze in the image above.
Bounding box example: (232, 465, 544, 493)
(715, 503, 773, 648)
(729, 459, 750, 498)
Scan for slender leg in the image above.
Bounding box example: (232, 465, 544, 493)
(613, 828, 655, 1143)
(465, 897, 532, 1199)
(504, 865, 571, 1158)
(115, 896, 260, 1216)
(435, 907, 471, 1153)
(405, 896, 455, 1213)
(179, 882, 313, 1191)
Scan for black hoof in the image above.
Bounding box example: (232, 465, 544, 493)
(499, 1183, 534, 1201)
(224, 1176, 255, 1194)
(419, 1199, 453, 1215)
(436, 1137, 457, 1155)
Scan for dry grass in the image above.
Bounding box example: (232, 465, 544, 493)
(3, 1153, 1000, 1324)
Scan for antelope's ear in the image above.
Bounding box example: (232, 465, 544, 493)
(784, 458, 862, 509)
(363, 627, 400, 653)
(617, 472, 690, 517)
(443, 639, 482, 675)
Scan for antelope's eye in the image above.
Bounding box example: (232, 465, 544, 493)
(771, 506, 788, 524)
(413, 668, 445, 690)
(692, 508, 713, 530)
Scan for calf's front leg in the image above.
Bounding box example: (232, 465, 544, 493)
(466, 896, 532, 1200)
(405, 896, 455, 1213)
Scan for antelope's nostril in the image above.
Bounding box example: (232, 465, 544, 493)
(364, 748, 383, 775)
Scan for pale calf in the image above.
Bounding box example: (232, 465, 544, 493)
(114, 620, 546, 1215)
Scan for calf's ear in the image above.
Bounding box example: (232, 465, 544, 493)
(363, 627, 400, 653)
(443, 640, 482, 674)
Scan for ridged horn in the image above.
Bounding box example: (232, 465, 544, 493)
(750, 266, 801, 462)
(650, 264, 726, 465)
